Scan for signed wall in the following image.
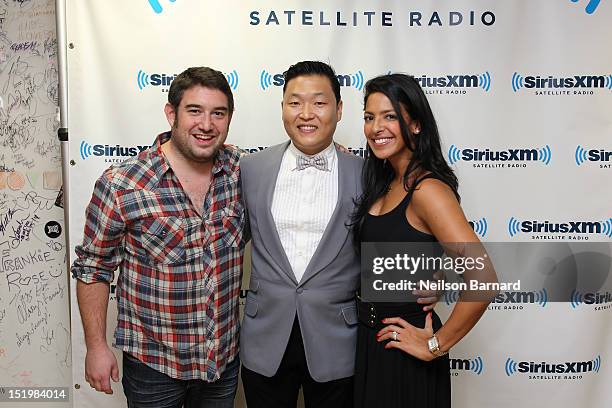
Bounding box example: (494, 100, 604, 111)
(0, 0, 71, 405)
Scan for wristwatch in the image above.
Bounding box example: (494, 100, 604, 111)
(427, 334, 448, 357)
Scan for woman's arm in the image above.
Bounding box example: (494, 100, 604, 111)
(378, 178, 491, 361)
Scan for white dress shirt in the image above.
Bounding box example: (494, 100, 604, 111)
(271, 142, 339, 283)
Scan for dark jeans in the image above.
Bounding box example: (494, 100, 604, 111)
(122, 352, 239, 408)
(241, 318, 353, 408)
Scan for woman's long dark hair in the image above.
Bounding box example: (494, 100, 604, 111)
(351, 74, 459, 250)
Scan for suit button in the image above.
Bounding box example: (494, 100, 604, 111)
(296, 288, 304, 294)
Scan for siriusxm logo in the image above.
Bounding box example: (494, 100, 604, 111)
(79, 140, 149, 161)
(444, 289, 547, 308)
(505, 355, 601, 376)
(414, 72, 491, 93)
(508, 217, 612, 239)
(493, 289, 547, 307)
(512, 72, 612, 94)
(260, 70, 364, 91)
(137, 70, 239, 91)
(147, 0, 176, 14)
(570, 0, 602, 15)
(450, 356, 484, 375)
(137, 70, 177, 91)
(448, 145, 551, 167)
(570, 290, 612, 309)
(468, 217, 488, 238)
(575, 145, 612, 168)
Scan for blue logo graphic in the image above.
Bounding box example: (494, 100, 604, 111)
(570, 289, 612, 308)
(351, 70, 365, 91)
(260, 69, 365, 91)
(479, 71, 492, 92)
(80, 140, 93, 160)
(570, 0, 602, 15)
(512, 72, 612, 92)
(138, 69, 238, 91)
(443, 290, 460, 305)
(450, 356, 484, 375)
(448, 144, 461, 164)
(571, 289, 584, 308)
(136, 70, 184, 92)
(448, 145, 551, 165)
(594, 355, 602, 372)
(506, 356, 601, 376)
(415, 72, 492, 92)
(260, 70, 275, 91)
(539, 145, 552, 165)
(445, 288, 548, 307)
(512, 72, 524, 92)
(78, 140, 149, 161)
(575, 145, 612, 165)
(471, 356, 484, 375)
(148, 0, 176, 14)
(225, 70, 239, 90)
(534, 289, 548, 307)
(508, 217, 612, 237)
(575, 145, 589, 165)
(505, 358, 518, 376)
(508, 217, 521, 237)
(137, 70, 150, 90)
(469, 218, 488, 238)
(603, 218, 612, 237)
(492, 289, 548, 307)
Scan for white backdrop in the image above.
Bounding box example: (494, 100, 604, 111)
(66, 1, 611, 406)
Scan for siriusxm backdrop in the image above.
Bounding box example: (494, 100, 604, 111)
(66, 1, 611, 407)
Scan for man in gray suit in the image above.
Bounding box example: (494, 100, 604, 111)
(239, 61, 361, 408)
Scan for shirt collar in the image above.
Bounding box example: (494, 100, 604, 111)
(287, 141, 336, 161)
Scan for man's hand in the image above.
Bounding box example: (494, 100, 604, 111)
(413, 270, 445, 311)
(84, 345, 119, 394)
(334, 141, 351, 155)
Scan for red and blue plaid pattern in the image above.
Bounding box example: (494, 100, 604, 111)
(72, 132, 246, 381)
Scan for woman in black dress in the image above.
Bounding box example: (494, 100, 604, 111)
(352, 74, 490, 407)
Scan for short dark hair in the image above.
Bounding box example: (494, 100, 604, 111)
(282, 61, 341, 104)
(168, 67, 234, 113)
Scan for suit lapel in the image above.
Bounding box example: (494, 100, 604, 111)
(298, 149, 355, 286)
(255, 142, 298, 285)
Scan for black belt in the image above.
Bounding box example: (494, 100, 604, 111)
(356, 292, 426, 329)
(356, 298, 380, 328)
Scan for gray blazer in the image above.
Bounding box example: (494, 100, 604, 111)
(239, 142, 363, 382)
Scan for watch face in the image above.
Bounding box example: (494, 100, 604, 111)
(428, 337, 437, 350)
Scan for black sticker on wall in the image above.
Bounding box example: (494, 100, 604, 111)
(45, 221, 62, 238)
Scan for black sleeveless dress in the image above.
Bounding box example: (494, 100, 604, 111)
(354, 184, 451, 408)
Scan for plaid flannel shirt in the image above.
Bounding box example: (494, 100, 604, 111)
(72, 132, 246, 381)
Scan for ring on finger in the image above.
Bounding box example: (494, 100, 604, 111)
(391, 331, 398, 341)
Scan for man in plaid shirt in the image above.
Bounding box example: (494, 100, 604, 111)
(72, 67, 245, 407)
